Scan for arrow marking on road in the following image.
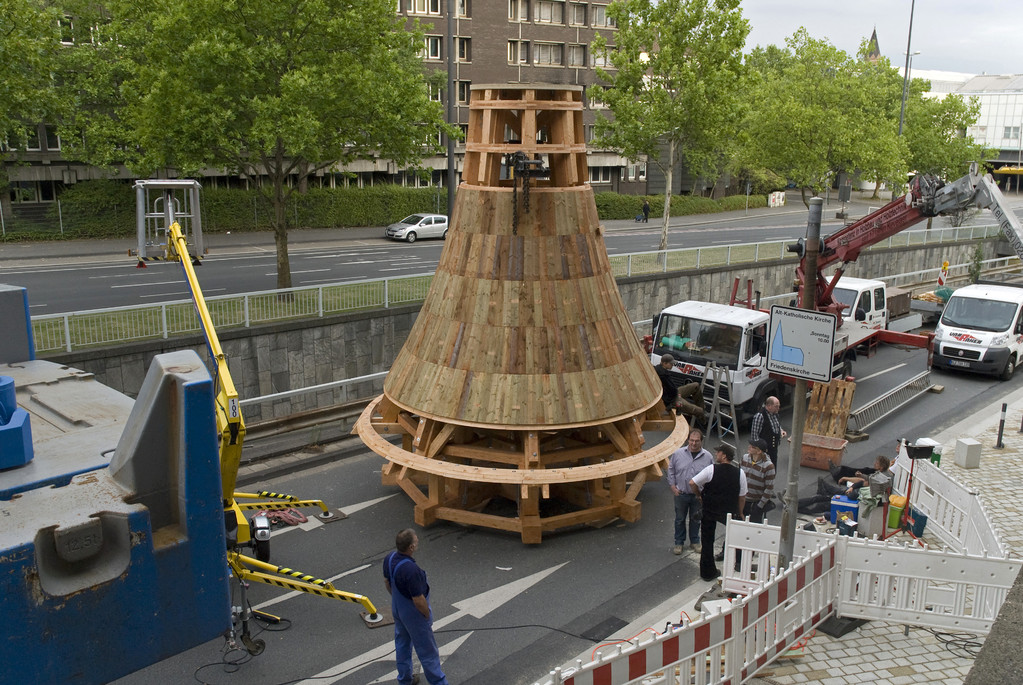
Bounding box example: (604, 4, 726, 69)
(297, 561, 569, 684)
(340, 494, 399, 516)
(366, 632, 474, 684)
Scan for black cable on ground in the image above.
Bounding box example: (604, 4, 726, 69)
(921, 626, 984, 659)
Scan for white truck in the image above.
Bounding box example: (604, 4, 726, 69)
(932, 277, 1023, 380)
(648, 300, 880, 421)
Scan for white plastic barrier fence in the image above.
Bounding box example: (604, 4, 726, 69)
(723, 520, 1020, 634)
(535, 540, 837, 685)
(891, 446, 1010, 558)
(837, 537, 1020, 633)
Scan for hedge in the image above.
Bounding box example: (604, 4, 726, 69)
(6, 179, 767, 240)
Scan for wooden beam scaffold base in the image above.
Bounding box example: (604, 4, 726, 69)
(356, 396, 688, 544)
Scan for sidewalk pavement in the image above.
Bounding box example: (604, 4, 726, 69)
(539, 384, 1023, 685)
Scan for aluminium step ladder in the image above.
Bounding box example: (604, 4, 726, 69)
(700, 362, 739, 441)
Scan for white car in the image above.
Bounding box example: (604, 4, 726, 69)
(384, 214, 449, 243)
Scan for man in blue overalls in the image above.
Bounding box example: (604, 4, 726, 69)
(383, 529, 449, 685)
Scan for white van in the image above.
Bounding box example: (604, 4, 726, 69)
(932, 281, 1023, 380)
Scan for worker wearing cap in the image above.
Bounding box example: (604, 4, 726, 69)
(690, 443, 747, 581)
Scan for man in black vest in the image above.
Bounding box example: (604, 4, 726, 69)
(750, 396, 787, 462)
(689, 443, 747, 581)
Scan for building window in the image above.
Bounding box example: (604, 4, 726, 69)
(1006, 126, 1021, 140)
(423, 35, 442, 60)
(508, 40, 530, 63)
(588, 167, 612, 184)
(458, 80, 471, 104)
(587, 88, 607, 109)
(44, 125, 60, 150)
(458, 0, 471, 16)
(638, 163, 647, 181)
(429, 84, 443, 103)
(569, 2, 586, 25)
(459, 123, 469, 141)
(584, 125, 595, 143)
(591, 48, 613, 69)
(25, 127, 41, 151)
(58, 16, 74, 45)
(509, 0, 529, 22)
(628, 165, 637, 181)
(408, 0, 441, 15)
(534, 0, 564, 24)
(457, 37, 471, 62)
(568, 44, 585, 67)
(591, 4, 615, 27)
(533, 42, 563, 66)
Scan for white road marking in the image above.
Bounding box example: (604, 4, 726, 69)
(110, 280, 182, 288)
(366, 633, 473, 684)
(297, 561, 570, 685)
(855, 363, 906, 382)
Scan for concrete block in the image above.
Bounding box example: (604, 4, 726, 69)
(955, 437, 982, 469)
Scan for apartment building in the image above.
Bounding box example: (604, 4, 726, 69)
(396, 0, 646, 195)
(3, 0, 646, 226)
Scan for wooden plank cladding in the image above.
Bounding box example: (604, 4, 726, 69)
(355, 84, 675, 542)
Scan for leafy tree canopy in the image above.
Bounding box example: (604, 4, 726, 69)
(0, 0, 61, 147)
(58, 0, 454, 288)
(590, 0, 748, 250)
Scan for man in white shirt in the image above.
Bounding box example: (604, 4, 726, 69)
(690, 443, 747, 581)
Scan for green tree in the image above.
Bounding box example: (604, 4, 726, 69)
(904, 87, 991, 180)
(0, 0, 62, 221)
(744, 30, 865, 206)
(590, 0, 748, 251)
(60, 0, 453, 288)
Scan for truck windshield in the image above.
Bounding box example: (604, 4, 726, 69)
(653, 314, 742, 369)
(940, 296, 1018, 332)
(832, 288, 855, 313)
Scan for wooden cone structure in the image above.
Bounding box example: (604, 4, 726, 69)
(354, 84, 686, 543)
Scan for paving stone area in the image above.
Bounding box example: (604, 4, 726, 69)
(748, 388, 1023, 685)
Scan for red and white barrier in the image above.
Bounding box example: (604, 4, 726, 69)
(537, 540, 838, 685)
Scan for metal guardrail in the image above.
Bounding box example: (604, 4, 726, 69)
(30, 224, 1003, 354)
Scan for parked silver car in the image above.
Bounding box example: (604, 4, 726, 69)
(384, 213, 449, 243)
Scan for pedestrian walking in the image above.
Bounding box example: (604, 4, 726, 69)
(689, 443, 747, 581)
(383, 529, 449, 685)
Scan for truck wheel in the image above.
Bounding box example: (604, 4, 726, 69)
(1000, 356, 1016, 382)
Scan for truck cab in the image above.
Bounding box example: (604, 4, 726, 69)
(649, 301, 772, 416)
(932, 281, 1023, 380)
(831, 277, 887, 328)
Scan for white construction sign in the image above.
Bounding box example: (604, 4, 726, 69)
(767, 305, 838, 382)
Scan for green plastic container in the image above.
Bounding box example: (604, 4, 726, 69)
(887, 505, 905, 529)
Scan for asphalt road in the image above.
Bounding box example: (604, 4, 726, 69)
(109, 343, 1019, 685)
(0, 199, 991, 315)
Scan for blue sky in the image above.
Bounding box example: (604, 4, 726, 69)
(741, 0, 1016, 76)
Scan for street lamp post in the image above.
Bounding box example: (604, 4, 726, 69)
(898, 50, 919, 136)
(897, 0, 917, 137)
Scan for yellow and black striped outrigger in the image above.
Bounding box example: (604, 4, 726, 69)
(159, 205, 382, 626)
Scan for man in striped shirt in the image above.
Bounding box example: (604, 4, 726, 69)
(740, 438, 776, 524)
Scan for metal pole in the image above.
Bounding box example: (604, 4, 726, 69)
(996, 402, 1007, 449)
(897, 0, 916, 137)
(445, 0, 456, 218)
(779, 197, 823, 571)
